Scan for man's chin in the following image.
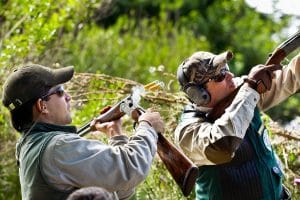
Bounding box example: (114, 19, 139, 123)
(229, 86, 236, 93)
(63, 116, 72, 125)
(67, 118, 72, 124)
(229, 82, 237, 90)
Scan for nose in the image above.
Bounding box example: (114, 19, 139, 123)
(225, 71, 234, 80)
(65, 92, 71, 102)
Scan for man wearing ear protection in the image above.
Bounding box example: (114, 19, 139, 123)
(2, 64, 165, 200)
(175, 51, 299, 199)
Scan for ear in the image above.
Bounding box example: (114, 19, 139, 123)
(35, 99, 47, 113)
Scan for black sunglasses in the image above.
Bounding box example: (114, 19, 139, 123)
(208, 68, 229, 83)
(41, 85, 65, 100)
(201, 67, 229, 86)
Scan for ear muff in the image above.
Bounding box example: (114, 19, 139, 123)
(183, 83, 210, 105)
(177, 62, 189, 87)
(177, 63, 211, 105)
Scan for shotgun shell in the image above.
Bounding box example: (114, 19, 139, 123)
(144, 80, 160, 90)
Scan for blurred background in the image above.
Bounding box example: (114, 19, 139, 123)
(0, 0, 299, 199)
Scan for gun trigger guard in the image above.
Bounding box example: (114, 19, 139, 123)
(133, 121, 138, 130)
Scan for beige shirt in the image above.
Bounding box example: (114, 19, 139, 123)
(175, 54, 300, 166)
(42, 123, 158, 200)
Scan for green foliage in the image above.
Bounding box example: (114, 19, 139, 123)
(0, 139, 20, 200)
(92, 0, 289, 76)
(45, 17, 210, 87)
(267, 93, 300, 122)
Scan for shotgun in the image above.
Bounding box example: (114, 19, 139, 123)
(207, 30, 300, 122)
(77, 83, 199, 197)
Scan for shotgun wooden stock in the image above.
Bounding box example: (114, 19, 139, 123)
(156, 132, 199, 196)
(77, 96, 199, 197)
(207, 31, 300, 122)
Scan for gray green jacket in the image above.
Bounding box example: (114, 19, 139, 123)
(17, 121, 158, 200)
(175, 55, 300, 199)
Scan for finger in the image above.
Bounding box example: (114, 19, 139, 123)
(251, 64, 264, 71)
(265, 64, 282, 72)
(146, 108, 154, 112)
(265, 79, 272, 90)
(270, 71, 276, 79)
(264, 74, 272, 90)
(114, 118, 122, 125)
(266, 69, 276, 79)
(256, 64, 265, 68)
(90, 119, 96, 127)
(256, 80, 267, 93)
(89, 119, 97, 131)
(94, 122, 108, 131)
(260, 70, 272, 91)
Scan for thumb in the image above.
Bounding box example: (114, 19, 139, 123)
(265, 64, 282, 72)
(94, 122, 109, 132)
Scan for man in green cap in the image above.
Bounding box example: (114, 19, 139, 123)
(175, 51, 298, 199)
(2, 64, 165, 200)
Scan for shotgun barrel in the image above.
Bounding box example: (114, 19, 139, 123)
(77, 84, 199, 196)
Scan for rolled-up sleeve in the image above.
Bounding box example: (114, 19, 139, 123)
(175, 85, 260, 166)
(259, 54, 300, 111)
(42, 123, 157, 199)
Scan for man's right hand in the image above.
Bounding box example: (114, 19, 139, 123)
(138, 109, 165, 133)
(90, 105, 123, 138)
(246, 64, 281, 93)
(91, 118, 123, 138)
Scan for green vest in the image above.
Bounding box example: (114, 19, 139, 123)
(16, 122, 77, 200)
(196, 108, 283, 200)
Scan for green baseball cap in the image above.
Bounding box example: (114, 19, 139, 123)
(2, 64, 74, 111)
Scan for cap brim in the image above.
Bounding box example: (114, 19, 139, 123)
(50, 66, 74, 86)
(212, 51, 233, 67)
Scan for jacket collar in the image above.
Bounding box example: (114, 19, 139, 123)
(22, 122, 76, 135)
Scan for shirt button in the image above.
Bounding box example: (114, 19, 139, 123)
(272, 166, 280, 174)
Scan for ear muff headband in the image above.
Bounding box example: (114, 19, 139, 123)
(177, 64, 211, 105)
(177, 63, 189, 87)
